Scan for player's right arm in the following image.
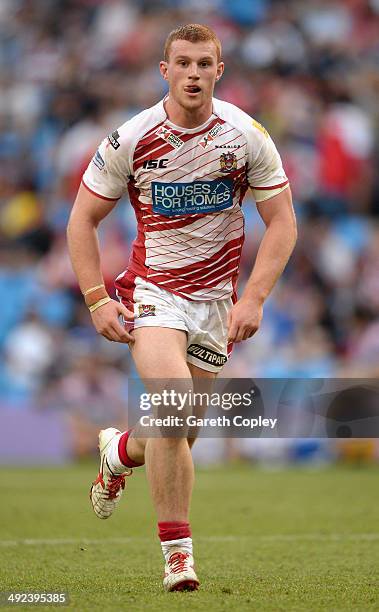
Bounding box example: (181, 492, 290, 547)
(67, 182, 134, 343)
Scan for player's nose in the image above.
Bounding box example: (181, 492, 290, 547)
(188, 62, 200, 78)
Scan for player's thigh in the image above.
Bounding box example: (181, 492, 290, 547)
(189, 362, 217, 393)
(130, 326, 190, 379)
(188, 363, 217, 418)
(131, 327, 193, 435)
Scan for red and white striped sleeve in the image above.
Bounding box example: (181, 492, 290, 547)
(247, 120, 289, 202)
(82, 131, 130, 202)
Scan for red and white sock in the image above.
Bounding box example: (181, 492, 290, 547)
(158, 521, 193, 563)
(107, 430, 144, 473)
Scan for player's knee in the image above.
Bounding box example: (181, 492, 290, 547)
(155, 436, 188, 449)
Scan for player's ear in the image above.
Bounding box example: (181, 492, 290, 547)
(216, 62, 224, 82)
(160, 61, 169, 81)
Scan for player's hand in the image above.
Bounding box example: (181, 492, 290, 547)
(227, 296, 263, 343)
(90, 299, 135, 343)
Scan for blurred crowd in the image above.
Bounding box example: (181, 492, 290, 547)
(0, 0, 379, 458)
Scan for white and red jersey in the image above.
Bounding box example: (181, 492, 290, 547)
(83, 97, 288, 302)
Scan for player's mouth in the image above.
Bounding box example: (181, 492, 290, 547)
(184, 85, 202, 96)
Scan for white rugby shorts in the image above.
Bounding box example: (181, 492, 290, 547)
(118, 276, 232, 373)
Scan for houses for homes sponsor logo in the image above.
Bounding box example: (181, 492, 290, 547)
(151, 179, 233, 216)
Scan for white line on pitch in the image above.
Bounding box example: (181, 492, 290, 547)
(0, 534, 378, 547)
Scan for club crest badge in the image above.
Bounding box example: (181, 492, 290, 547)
(220, 152, 237, 173)
(138, 304, 156, 318)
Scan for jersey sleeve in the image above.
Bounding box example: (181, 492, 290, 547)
(82, 131, 130, 201)
(247, 120, 289, 202)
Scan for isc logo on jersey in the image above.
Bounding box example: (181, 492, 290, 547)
(152, 179, 233, 216)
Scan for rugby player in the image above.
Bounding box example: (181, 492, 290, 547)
(67, 24, 297, 592)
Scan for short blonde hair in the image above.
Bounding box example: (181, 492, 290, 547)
(164, 24, 222, 62)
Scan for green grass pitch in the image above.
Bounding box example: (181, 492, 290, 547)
(1, 462, 379, 611)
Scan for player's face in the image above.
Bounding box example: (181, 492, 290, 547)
(160, 40, 224, 112)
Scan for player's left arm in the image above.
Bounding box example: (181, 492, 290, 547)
(227, 185, 297, 343)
